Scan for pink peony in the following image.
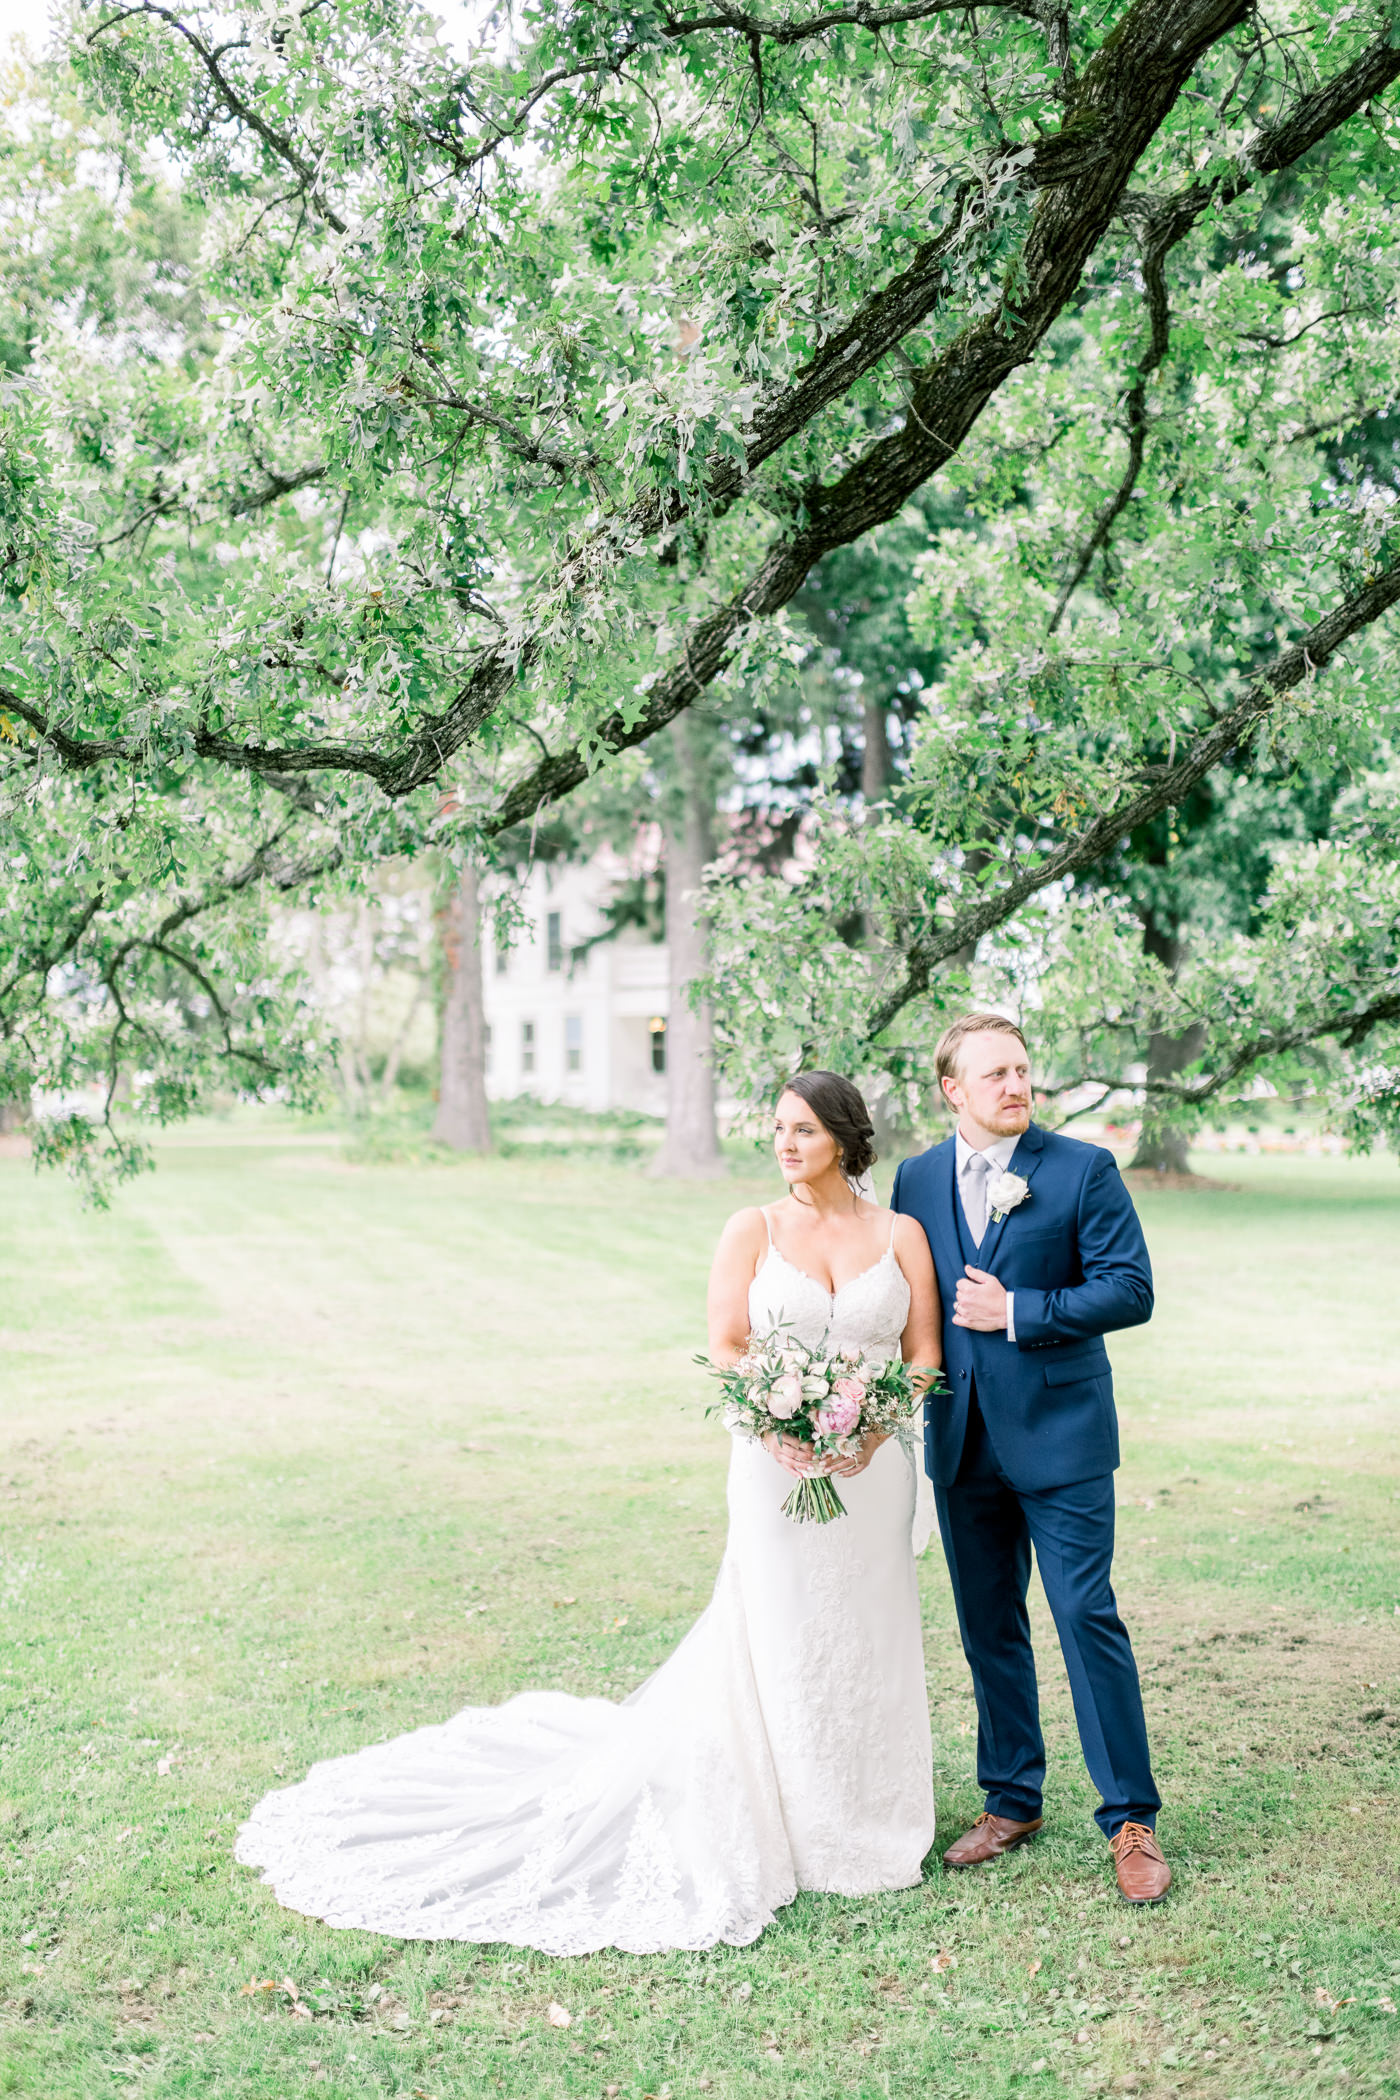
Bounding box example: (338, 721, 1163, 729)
(770, 1371, 804, 1419)
(834, 1376, 867, 1406)
(814, 1393, 862, 1438)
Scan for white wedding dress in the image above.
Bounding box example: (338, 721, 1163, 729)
(235, 1210, 936, 1954)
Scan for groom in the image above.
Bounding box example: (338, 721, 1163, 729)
(891, 1012, 1169, 1903)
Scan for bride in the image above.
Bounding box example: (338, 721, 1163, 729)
(236, 1071, 943, 1955)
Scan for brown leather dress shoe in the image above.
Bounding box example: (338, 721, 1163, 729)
(1110, 1822, 1171, 1903)
(942, 1812, 1044, 1869)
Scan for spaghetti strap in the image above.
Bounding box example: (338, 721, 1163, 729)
(886, 1210, 898, 1251)
(761, 1206, 775, 1247)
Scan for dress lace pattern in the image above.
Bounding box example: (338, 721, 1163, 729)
(234, 1220, 936, 1955)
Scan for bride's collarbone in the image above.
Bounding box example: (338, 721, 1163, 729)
(765, 1208, 896, 1298)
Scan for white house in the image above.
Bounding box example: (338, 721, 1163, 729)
(484, 855, 670, 1115)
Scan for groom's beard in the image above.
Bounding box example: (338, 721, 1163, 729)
(989, 1103, 1031, 1134)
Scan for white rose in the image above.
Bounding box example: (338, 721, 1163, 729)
(986, 1170, 1031, 1221)
(770, 1372, 804, 1419)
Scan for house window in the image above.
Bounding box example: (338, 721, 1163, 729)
(546, 910, 564, 973)
(565, 1014, 583, 1073)
(649, 1016, 667, 1075)
(521, 1019, 535, 1075)
(494, 941, 507, 976)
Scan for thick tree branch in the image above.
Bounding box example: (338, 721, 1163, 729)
(486, 0, 1254, 829)
(859, 556, 1400, 1040)
(27, 7, 1400, 817)
(1121, 32, 1400, 249)
(54, 0, 1254, 806)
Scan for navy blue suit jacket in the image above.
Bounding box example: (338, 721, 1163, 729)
(891, 1124, 1153, 1491)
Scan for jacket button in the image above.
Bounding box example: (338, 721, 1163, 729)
(959, 1369, 968, 1381)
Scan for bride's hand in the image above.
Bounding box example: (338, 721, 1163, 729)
(762, 1432, 820, 1477)
(827, 1430, 891, 1479)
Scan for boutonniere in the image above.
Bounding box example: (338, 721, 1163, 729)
(987, 1171, 1031, 1223)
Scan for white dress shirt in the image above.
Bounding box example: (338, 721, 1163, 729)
(955, 1129, 1021, 1343)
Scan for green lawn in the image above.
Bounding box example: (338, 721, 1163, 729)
(1, 1128, 1397, 2099)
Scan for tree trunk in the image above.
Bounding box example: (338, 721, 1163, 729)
(655, 716, 722, 1177)
(1129, 924, 1204, 1174)
(432, 860, 493, 1154)
(861, 692, 891, 803)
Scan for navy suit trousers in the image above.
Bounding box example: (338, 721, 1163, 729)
(935, 1390, 1161, 1837)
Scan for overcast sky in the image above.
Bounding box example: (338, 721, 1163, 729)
(0, 0, 492, 62)
(1, 0, 55, 52)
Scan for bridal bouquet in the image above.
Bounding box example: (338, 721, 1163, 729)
(698, 1332, 946, 1523)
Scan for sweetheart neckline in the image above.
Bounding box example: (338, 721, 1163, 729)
(758, 1244, 901, 1305)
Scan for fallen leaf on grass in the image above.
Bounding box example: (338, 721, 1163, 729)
(1027, 1960, 1042, 1977)
(1376, 1997, 1395, 2014)
(155, 1758, 172, 1777)
(553, 1597, 577, 1608)
(931, 1950, 957, 1972)
(239, 1976, 304, 2007)
(613, 1616, 629, 1628)
(1314, 1989, 1355, 2012)
(546, 2001, 572, 2027)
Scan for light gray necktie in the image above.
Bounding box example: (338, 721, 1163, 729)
(961, 1150, 995, 1246)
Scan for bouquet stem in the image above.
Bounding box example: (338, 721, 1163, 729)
(781, 1473, 848, 1524)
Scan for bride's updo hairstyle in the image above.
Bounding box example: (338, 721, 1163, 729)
(781, 1071, 877, 1181)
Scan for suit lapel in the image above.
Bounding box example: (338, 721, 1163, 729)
(974, 1122, 1046, 1272)
(924, 1139, 965, 1275)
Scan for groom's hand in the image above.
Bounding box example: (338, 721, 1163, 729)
(953, 1267, 1008, 1331)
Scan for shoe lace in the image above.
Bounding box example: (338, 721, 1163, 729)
(1112, 1822, 1157, 1857)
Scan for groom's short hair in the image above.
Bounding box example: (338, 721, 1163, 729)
(935, 1011, 1029, 1091)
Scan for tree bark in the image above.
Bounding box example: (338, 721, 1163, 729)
(432, 860, 493, 1154)
(655, 717, 722, 1177)
(861, 693, 891, 804)
(1129, 923, 1204, 1173)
